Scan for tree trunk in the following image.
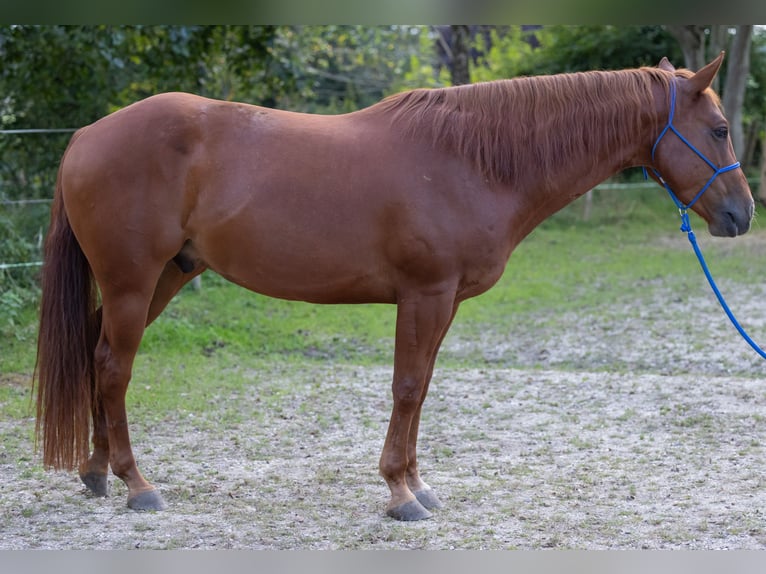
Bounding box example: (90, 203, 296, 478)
(722, 25, 753, 160)
(708, 25, 729, 92)
(666, 25, 706, 70)
(743, 118, 760, 170)
(760, 130, 766, 205)
(668, 25, 752, 164)
(450, 25, 471, 86)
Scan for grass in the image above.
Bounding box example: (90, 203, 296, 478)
(1, 184, 765, 417)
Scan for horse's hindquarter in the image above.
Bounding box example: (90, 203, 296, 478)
(188, 103, 513, 304)
(60, 93, 212, 287)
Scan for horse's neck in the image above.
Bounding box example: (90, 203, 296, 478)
(505, 82, 663, 239)
(527, 83, 662, 205)
(511, 146, 642, 240)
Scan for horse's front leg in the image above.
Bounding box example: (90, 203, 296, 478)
(404, 303, 458, 512)
(380, 289, 456, 521)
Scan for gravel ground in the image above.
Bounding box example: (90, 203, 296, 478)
(2, 238, 766, 549)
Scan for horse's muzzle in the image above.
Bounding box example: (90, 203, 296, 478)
(708, 197, 754, 237)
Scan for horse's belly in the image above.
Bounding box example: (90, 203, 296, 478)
(227, 265, 396, 304)
(196, 231, 397, 304)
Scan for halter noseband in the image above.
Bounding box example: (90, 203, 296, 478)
(645, 79, 740, 219)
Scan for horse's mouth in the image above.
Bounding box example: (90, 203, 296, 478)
(709, 207, 752, 237)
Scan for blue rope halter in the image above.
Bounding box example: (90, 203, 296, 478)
(647, 80, 741, 214)
(645, 80, 765, 360)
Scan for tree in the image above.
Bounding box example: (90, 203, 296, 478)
(721, 26, 753, 159)
(0, 26, 242, 199)
(667, 25, 707, 71)
(263, 25, 424, 112)
(667, 25, 754, 159)
(530, 25, 683, 75)
(0, 26, 125, 198)
(449, 25, 471, 85)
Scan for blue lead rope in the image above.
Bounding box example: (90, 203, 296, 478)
(675, 208, 766, 360)
(645, 78, 765, 361)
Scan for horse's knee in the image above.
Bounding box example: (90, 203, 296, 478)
(391, 376, 424, 412)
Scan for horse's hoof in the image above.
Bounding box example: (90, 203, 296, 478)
(414, 488, 442, 510)
(127, 489, 168, 511)
(80, 472, 108, 497)
(386, 499, 433, 521)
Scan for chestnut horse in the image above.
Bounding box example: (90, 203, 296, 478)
(35, 54, 753, 520)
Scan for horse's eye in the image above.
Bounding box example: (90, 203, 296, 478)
(713, 127, 729, 140)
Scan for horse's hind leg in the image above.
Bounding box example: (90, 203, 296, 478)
(79, 262, 202, 498)
(146, 259, 206, 326)
(70, 305, 109, 497)
(79, 364, 110, 497)
(92, 282, 168, 511)
(380, 288, 456, 521)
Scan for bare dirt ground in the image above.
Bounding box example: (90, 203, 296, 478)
(2, 256, 766, 549)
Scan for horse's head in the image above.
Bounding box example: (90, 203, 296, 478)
(650, 53, 753, 237)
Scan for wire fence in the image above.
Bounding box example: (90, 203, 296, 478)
(0, 261, 43, 270)
(0, 129, 77, 134)
(1, 128, 75, 272)
(0, 198, 52, 206)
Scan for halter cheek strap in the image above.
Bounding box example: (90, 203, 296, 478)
(643, 80, 740, 219)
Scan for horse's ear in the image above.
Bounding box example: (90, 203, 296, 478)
(688, 51, 725, 93)
(658, 57, 675, 72)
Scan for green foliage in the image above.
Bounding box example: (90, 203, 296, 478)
(395, 25, 684, 88)
(264, 25, 425, 112)
(0, 288, 24, 336)
(745, 30, 766, 114)
(391, 26, 451, 91)
(470, 28, 543, 82)
(0, 203, 43, 333)
(533, 25, 683, 73)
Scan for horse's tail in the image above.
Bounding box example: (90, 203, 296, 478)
(34, 149, 101, 471)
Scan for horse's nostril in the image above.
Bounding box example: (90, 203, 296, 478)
(725, 209, 751, 236)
